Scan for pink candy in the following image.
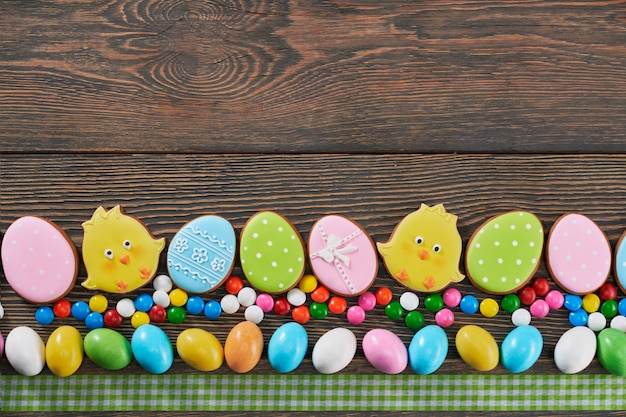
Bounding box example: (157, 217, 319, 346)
(358, 292, 377, 311)
(255, 293, 275, 313)
(347, 305, 366, 324)
(435, 308, 455, 327)
(530, 299, 550, 318)
(544, 290, 564, 310)
(442, 288, 462, 307)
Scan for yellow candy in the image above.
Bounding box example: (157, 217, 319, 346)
(169, 288, 188, 307)
(582, 293, 600, 313)
(131, 311, 150, 328)
(455, 325, 499, 371)
(177, 328, 224, 372)
(479, 298, 499, 318)
(299, 274, 318, 293)
(89, 294, 108, 313)
(45, 326, 84, 377)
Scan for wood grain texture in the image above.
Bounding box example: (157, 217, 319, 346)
(2, 1, 626, 153)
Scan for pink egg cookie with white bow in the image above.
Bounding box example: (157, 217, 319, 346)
(1, 216, 78, 303)
(546, 213, 611, 295)
(308, 215, 378, 296)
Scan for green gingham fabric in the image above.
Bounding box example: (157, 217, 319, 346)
(1, 374, 624, 411)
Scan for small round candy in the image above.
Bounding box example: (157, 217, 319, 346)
(103, 309, 123, 328)
(598, 283, 618, 301)
(530, 277, 550, 297)
(529, 299, 549, 318)
(442, 288, 462, 308)
(587, 311, 607, 331)
(35, 306, 54, 325)
(292, 305, 311, 324)
(311, 285, 330, 303)
(511, 308, 531, 326)
(89, 294, 108, 314)
(619, 298, 626, 316)
(424, 294, 444, 313)
(582, 293, 600, 313)
(85, 312, 104, 330)
(298, 274, 318, 293)
(374, 287, 393, 306)
(71, 301, 91, 320)
(237, 287, 257, 307)
(203, 300, 222, 320)
(131, 311, 150, 328)
(134, 293, 154, 312)
(116, 298, 136, 318)
(220, 294, 240, 314)
(53, 299, 71, 318)
(569, 308, 589, 327)
(310, 302, 329, 319)
(149, 305, 167, 323)
(399, 292, 419, 311)
(186, 295, 205, 315)
(273, 297, 291, 316)
(544, 290, 564, 310)
(152, 290, 171, 308)
(153, 274, 173, 292)
(358, 292, 377, 311)
(346, 305, 366, 324)
(610, 315, 626, 332)
(501, 294, 521, 313)
(459, 295, 479, 315)
(0, 302, 4, 320)
(517, 286, 536, 306)
(435, 308, 455, 328)
(169, 288, 189, 307)
(167, 306, 187, 324)
(563, 294, 582, 311)
(384, 301, 404, 320)
(225, 275, 245, 295)
(255, 294, 275, 313)
(286, 288, 306, 307)
(244, 305, 264, 324)
(328, 296, 348, 314)
(479, 298, 499, 318)
(404, 311, 425, 331)
(600, 299, 618, 319)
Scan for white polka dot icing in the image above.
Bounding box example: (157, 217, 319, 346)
(465, 211, 543, 294)
(547, 213, 611, 294)
(167, 215, 236, 293)
(239, 211, 306, 293)
(615, 230, 626, 293)
(1, 216, 78, 303)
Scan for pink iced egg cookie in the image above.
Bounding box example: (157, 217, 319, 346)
(546, 213, 611, 295)
(1, 216, 78, 303)
(308, 215, 378, 297)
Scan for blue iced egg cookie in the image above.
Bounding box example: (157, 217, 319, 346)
(167, 215, 236, 293)
(615, 230, 626, 294)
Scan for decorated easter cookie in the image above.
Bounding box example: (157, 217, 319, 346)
(1, 216, 78, 303)
(167, 215, 236, 293)
(465, 211, 543, 294)
(614, 230, 626, 294)
(240, 211, 306, 293)
(546, 213, 611, 294)
(377, 204, 464, 292)
(308, 215, 378, 296)
(82, 206, 165, 293)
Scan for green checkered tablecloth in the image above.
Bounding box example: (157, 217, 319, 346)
(1, 374, 624, 411)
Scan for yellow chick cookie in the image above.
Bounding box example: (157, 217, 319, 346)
(82, 205, 165, 293)
(377, 203, 464, 292)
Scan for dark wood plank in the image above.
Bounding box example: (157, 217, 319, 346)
(2, 1, 626, 153)
(2, 153, 625, 377)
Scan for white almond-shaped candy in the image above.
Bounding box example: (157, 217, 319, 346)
(312, 328, 357, 374)
(554, 326, 596, 374)
(6, 326, 46, 376)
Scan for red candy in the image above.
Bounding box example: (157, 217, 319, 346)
(310, 285, 330, 303)
(149, 305, 167, 323)
(374, 287, 393, 306)
(292, 305, 311, 324)
(103, 309, 123, 328)
(530, 277, 550, 297)
(517, 286, 536, 306)
(328, 296, 347, 314)
(225, 276, 245, 295)
(273, 297, 291, 315)
(53, 299, 72, 318)
(598, 283, 618, 301)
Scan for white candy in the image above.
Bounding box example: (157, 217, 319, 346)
(153, 274, 173, 292)
(152, 290, 171, 308)
(237, 287, 257, 307)
(221, 294, 240, 314)
(511, 308, 531, 326)
(244, 305, 264, 324)
(399, 292, 419, 311)
(116, 298, 136, 318)
(5, 326, 45, 376)
(587, 312, 607, 332)
(0, 301, 4, 319)
(287, 288, 306, 306)
(610, 315, 626, 332)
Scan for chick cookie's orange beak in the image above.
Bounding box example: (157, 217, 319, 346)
(419, 249, 430, 260)
(119, 254, 130, 265)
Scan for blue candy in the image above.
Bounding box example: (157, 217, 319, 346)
(460, 295, 479, 315)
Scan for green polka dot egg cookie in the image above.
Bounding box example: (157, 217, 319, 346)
(240, 211, 306, 293)
(465, 211, 544, 294)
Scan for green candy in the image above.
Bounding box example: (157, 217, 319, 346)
(309, 302, 329, 319)
(424, 294, 444, 313)
(167, 306, 187, 324)
(385, 301, 405, 320)
(501, 294, 521, 313)
(84, 328, 132, 371)
(405, 311, 425, 331)
(597, 328, 626, 376)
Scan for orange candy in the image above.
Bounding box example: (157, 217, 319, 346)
(311, 285, 330, 303)
(225, 276, 245, 295)
(292, 305, 311, 324)
(328, 296, 347, 314)
(374, 287, 393, 306)
(224, 321, 263, 373)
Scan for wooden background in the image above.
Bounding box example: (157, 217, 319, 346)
(1, 0, 626, 414)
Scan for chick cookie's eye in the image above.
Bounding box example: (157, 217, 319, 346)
(415, 236, 424, 245)
(433, 244, 442, 253)
(104, 249, 114, 260)
(123, 240, 132, 250)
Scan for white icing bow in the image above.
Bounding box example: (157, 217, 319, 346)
(315, 234, 358, 266)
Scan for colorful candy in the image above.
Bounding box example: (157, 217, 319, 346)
(455, 325, 499, 372)
(268, 322, 308, 373)
(362, 329, 408, 374)
(176, 328, 223, 372)
(312, 328, 357, 374)
(408, 325, 448, 374)
(45, 325, 84, 377)
(83, 328, 132, 370)
(224, 321, 263, 373)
